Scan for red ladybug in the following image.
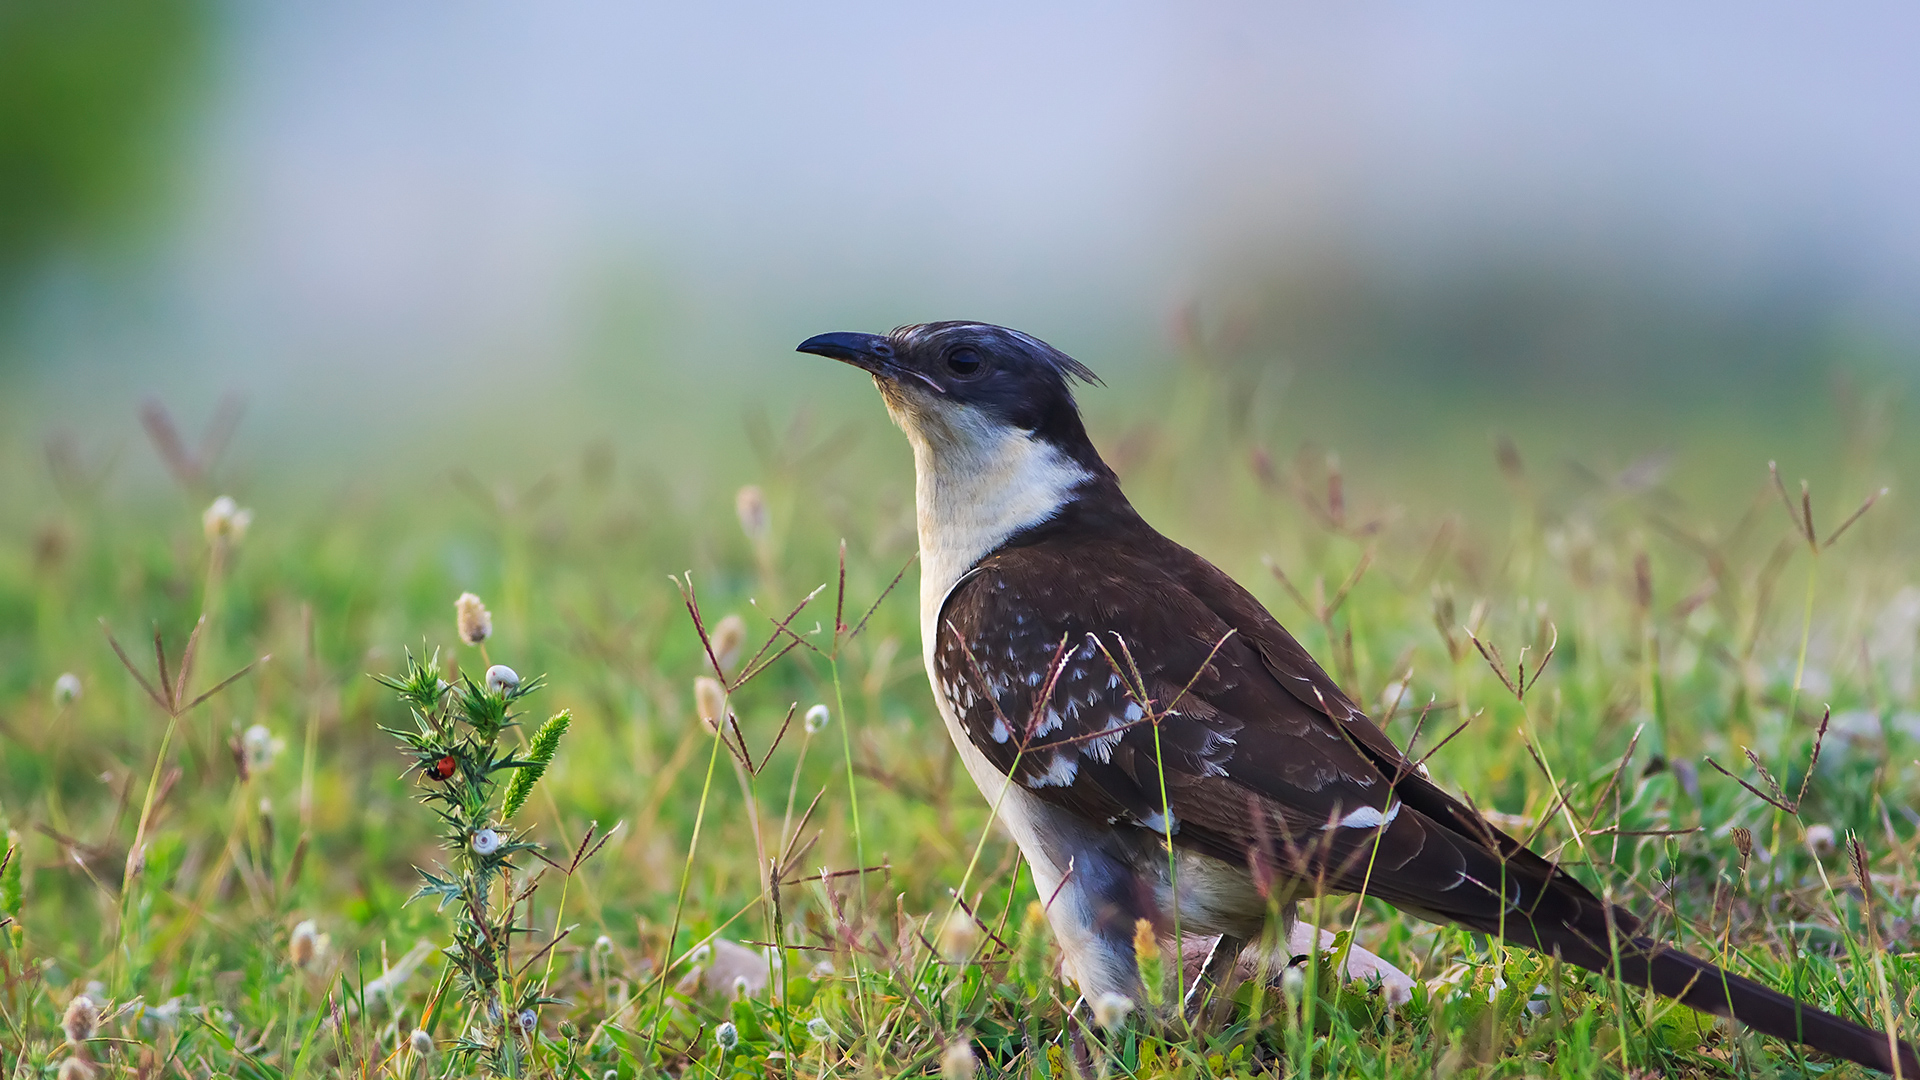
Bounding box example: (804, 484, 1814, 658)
(427, 755, 457, 781)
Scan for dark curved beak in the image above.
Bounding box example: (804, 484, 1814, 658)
(796, 331, 896, 374)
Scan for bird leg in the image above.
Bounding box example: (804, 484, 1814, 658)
(1182, 933, 1247, 1028)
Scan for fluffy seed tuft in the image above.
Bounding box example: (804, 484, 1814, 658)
(455, 592, 493, 645)
(1091, 991, 1134, 1030)
(940, 1038, 977, 1080)
(62, 994, 98, 1046)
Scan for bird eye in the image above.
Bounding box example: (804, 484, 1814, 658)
(945, 348, 983, 378)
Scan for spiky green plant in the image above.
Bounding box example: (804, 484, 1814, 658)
(376, 650, 569, 1077)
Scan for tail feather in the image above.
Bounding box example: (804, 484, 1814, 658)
(1477, 891, 1920, 1076)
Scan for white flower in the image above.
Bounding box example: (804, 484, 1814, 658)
(53, 673, 82, 708)
(714, 1020, 739, 1051)
(807, 1017, 833, 1042)
(485, 665, 520, 695)
(243, 724, 284, 772)
(940, 1038, 977, 1080)
(470, 829, 503, 856)
(1280, 966, 1306, 999)
(1090, 991, 1134, 1030)
(408, 1028, 433, 1056)
(455, 592, 492, 645)
(202, 496, 253, 545)
(804, 704, 830, 735)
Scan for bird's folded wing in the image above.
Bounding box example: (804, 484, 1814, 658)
(935, 538, 1614, 940)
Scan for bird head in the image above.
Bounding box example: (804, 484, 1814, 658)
(797, 321, 1108, 472)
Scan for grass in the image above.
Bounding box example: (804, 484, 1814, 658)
(2, 360, 1919, 1078)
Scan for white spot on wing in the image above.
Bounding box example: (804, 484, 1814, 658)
(990, 717, 1010, 743)
(1026, 752, 1078, 787)
(1323, 801, 1400, 830)
(1140, 810, 1178, 835)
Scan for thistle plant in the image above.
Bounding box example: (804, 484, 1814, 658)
(377, 646, 573, 1076)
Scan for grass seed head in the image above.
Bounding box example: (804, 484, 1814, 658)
(62, 994, 97, 1046)
(709, 614, 746, 676)
(694, 677, 726, 733)
(289, 919, 319, 967)
(455, 592, 493, 645)
(1091, 991, 1134, 1030)
(804, 703, 830, 734)
(57, 1057, 95, 1080)
(1133, 918, 1164, 1008)
(735, 485, 769, 543)
(937, 909, 980, 962)
(1805, 823, 1837, 855)
(52, 673, 81, 708)
(941, 1038, 977, 1080)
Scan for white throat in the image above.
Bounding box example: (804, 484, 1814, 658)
(893, 401, 1090, 651)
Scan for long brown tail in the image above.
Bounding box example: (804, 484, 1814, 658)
(1477, 894, 1920, 1075)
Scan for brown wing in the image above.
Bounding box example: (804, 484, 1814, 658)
(933, 536, 1541, 922)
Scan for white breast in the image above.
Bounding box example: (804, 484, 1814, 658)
(896, 402, 1090, 642)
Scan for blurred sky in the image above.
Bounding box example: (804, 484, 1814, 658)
(13, 1, 1920, 454)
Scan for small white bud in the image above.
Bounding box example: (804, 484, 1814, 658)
(408, 1028, 433, 1056)
(1806, 823, 1837, 855)
(485, 665, 520, 695)
(53, 673, 82, 708)
(455, 592, 493, 646)
(804, 704, 830, 735)
(807, 1016, 833, 1041)
(731, 974, 751, 999)
(202, 495, 253, 545)
(940, 1038, 977, 1080)
(1090, 991, 1134, 1030)
(594, 934, 614, 953)
(714, 1020, 739, 1051)
(471, 829, 503, 856)
(735, 485, 769, 543)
